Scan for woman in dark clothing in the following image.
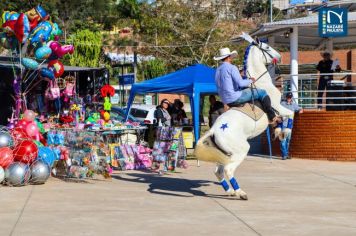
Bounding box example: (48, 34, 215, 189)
(154, 99, 172, 127)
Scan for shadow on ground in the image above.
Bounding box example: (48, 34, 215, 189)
(112, 172, 238, 200)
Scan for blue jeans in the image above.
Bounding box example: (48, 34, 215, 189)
(36, 94, 45, 113)
(280, 131, 292, 158)
(230, 88, 268, 105)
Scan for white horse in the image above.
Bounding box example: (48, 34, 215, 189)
(194, 34, 293, 200)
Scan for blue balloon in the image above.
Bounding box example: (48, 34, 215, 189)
(35, 46, 52, 60)
(40, 68, 54, 80)
(30, 21, 53, 44)
(21, 58, 39, 70)
(37, 147, 56, 167)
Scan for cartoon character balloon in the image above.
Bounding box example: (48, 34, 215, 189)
(48, 60, 64, 78)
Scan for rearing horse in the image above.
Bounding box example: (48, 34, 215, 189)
(194, 34, 293, 200)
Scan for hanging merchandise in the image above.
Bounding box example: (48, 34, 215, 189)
(45, 79, 60, 100)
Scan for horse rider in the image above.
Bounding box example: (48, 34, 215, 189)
(214, 47, 281, 125)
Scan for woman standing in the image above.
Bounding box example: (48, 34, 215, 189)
(154, 99, 172, 127)
(152, 99, 172, 175)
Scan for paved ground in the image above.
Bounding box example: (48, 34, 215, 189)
(1, 156, 356, 236)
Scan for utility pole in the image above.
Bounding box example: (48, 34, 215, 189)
(270, 0, 273, 22)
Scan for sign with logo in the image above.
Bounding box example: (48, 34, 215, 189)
(118, 73, 135, 85)
(319, 8, 348, 38)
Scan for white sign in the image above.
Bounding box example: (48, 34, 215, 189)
(111, 93, 120, 104)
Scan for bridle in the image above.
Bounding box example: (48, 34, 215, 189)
(246, 42, 278, 83)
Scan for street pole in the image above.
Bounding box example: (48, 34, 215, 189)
(270, 0, 273, 22)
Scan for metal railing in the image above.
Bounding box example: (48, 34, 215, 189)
(275, 72, 356, 110)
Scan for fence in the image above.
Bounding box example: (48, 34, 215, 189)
(276, 72, 356, 110)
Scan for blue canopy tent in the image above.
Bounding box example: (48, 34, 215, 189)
(125, 64, 217, 143)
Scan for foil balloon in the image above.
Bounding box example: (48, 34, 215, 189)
(35, 5, 49, 20)
(21, 58, 39, 70)
(0, 166, 4, 183)
(30, 160, 50, 184)
(37, 146, 55, 167)
(0, 147, 14, 168)
(11, 127, 30, 142)
(30, 21, 52, 44)
(48, 60, 64, 78)
(50, 23, 62, 39)
(3, 11, 20, 22)
(23, 110, 36, 121)
(25, 122, 39, 138)
(15, 119, 30, 130)
(35, 46, 52, 60)
(40, 68, 55, 80)
(0, 131, 14, 148)
(49, 41, 74, 58)
(103, 111, 110, 122)
(14, 13, 30, 44)
(13, 139, 38, 164)
(5, 162, 30, 186)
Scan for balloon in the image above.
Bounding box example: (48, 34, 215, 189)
(5, 162, 30, 186)
(2, 19, 16, 34)
(48, 60, 64, 78)
(37, 147, 56, 167)
(35, 5, 49, 20)
(0, 131, 14, 148)
(23, 110, 36, 121)
(30, 160, 50, 184)
(50, 23, 62, 38)
(35, 46, 52, 60)
(49, 41, 74, 58)
(14, 13, 30, 44)
(15, 119, 29, 130)
(25, 122, 39, 138)
(33, 140, 44, 148)
(0, 147, 14, 168)
(40, 68, 55, 80)
(13, 139, 38, 164)
(7, 122, 15, 130)
(26, 8, 40, 22)
(0, 166, 4, 183)
(21, 58, 39, 70)
(29, 21, 52, 44)
(11, 127, 30, 142)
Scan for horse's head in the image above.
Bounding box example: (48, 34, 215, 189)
(253, 38, 281, 65)
(240, 32, 281, 68)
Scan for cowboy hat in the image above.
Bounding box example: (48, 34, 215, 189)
(214, 47, 238, 61)
(321, 50, 333, 57)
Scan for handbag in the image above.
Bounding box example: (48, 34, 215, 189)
(45, 80, 60, 100)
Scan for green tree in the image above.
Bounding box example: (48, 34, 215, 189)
(67, 29, 102, 67)
(142, 59, 167, 80)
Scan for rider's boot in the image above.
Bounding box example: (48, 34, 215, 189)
(261, 96, 281, 126)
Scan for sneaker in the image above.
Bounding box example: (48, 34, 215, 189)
(282, 156, 286, 160)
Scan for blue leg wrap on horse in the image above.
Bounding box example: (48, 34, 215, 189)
(230, 177, 240, 190)
(287, 118, 293, 129)
(277, 122, 283, 129)
(220, 179, 230, 192)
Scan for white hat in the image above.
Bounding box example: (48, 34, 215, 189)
(213, 47, 238, 61)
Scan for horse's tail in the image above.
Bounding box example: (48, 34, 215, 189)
(194, 129, 232, 165)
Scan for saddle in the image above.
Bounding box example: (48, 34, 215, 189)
(229, 102, 265, 121)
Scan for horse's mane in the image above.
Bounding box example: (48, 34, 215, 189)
(242, 44, 254, 80)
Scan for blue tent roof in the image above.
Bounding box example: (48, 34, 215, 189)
(131, 64, 216, 94)
(126, 64, 217, 143)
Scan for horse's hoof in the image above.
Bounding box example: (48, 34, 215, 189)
(235, 190, 248, 200)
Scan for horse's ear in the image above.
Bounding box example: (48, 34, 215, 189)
(255, 37, 260, 45)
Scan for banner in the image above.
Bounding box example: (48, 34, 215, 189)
(319, 8, 348, 38)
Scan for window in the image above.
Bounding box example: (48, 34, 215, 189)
(130, 108, 149, 118)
